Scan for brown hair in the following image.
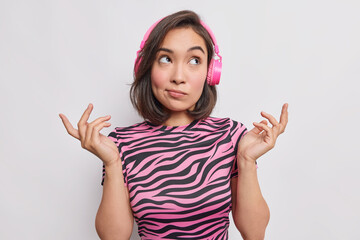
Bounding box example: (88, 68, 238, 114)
(130, 10, 217, 125)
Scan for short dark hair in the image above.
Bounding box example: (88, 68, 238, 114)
(130, 10, 217, 125)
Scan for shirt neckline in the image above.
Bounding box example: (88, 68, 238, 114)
(145, 119, 201, 132)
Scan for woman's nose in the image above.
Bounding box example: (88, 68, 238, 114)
(171, 63, 185, 84)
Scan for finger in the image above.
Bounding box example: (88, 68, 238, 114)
(79, 103, 93, 125)
(260, 120, 268, 125)
(59, 113, 80, 139)
(279, 103, 289, 134)
(89, 115, 111, 126)
(85, 115, 111, 147)
(78, 104, 93, 139)
(260, 111, 279, 128)
(91, 121, 112, 143)
(251, 120, 268, 134)
(253, 121, 274, 140)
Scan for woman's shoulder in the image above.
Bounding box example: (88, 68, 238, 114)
(202, 116, 243, 127)
(108, 121, 151, 137)
(192, 117, 245, 134)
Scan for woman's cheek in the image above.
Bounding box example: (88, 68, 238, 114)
(151, 70, 165, 88)
(192, 72, 207, 89)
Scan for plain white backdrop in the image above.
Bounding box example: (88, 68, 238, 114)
(1, 0, 359, 239)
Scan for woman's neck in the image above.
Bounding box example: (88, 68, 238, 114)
(163, 111, 195, 127)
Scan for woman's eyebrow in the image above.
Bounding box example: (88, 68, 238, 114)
(157, 48, 173, 53)
(188, 46, 205, 54)
(157, 46, 205, 54)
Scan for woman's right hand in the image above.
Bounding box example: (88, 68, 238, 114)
(59, 104, 120, 166)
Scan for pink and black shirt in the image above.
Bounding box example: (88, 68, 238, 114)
(102, 117, 247, 239)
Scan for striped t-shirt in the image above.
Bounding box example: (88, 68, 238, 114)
(101, 117, 247, 239)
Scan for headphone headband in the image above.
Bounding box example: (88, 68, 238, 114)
(139, 18, 163, 49)
(135, 16, 222, 85)
(138, 18, 221, 56)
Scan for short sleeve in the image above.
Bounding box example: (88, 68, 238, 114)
(229, 120, 258, 178)
(101, 128, 128, 186)
(230, 120, 247, 178)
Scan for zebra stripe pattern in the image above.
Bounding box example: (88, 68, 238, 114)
(101, 117, 247, 239)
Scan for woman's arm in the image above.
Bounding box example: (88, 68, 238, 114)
(231, 103, 288, 239)
(59, 104, 134, 239)
(231, 161, 270, 240)
(96, 160, 134, 240)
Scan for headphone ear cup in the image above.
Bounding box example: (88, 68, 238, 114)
(207, 58, 222, 86)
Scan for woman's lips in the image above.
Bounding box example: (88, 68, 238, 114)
(167, 89, 187, 98)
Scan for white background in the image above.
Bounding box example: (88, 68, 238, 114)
(1, 0, 359, 239)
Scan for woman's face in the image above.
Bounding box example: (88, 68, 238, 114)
(151, 27, 208, 114)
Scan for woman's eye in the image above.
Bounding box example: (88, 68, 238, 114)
(189, 58, 200, 65)
(159, 56, 171, 63)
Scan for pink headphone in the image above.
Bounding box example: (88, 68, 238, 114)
(135, 18, 222, 86)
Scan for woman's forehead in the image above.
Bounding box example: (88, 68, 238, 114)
(159, 27, 207, 54)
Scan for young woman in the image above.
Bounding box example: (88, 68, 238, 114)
(60, 10, 288, 240)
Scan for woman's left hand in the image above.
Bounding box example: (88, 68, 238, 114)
(237, 103, 289, 164)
